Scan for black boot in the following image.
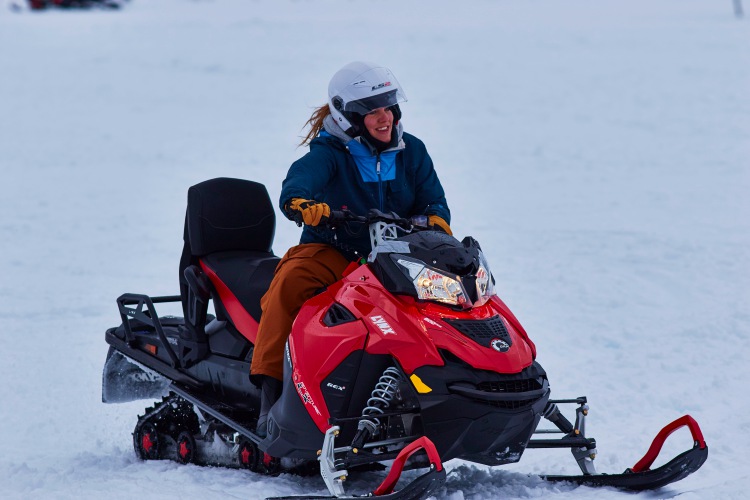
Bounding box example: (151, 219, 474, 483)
(256, 375, 282, 438)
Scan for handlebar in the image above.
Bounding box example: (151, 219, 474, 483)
(327, 209, 428, 231)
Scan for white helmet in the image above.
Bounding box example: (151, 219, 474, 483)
(327, 61, 408, 134)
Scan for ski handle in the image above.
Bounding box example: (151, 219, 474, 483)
(371, 436, 443, 496)
(630, 414, 707, 473)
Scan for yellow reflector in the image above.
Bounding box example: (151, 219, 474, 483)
(410, 374, 432, 394)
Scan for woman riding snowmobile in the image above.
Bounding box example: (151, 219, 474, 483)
(251, 61, 452, 436)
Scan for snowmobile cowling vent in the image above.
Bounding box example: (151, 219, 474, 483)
(323, 303, 357, 327)
(443, 315, 513, 349)
(477, 379, 544, 394)
(449, 378, 548, 410)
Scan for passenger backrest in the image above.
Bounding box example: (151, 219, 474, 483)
(179, 178, 276, 321)
(186, 177, 275, 256)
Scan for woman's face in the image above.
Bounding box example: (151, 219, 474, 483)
(363, 107, 394, 143)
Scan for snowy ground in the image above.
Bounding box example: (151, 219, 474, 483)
(1, 0, 748, 498)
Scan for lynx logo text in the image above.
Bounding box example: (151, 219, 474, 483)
(370, 315, 396, 335)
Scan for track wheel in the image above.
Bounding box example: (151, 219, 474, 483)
(175, 431, 197, 464)
(134, 422, 160, 460)
(237, 439, 259, 471)
(261, 452, 281, 475)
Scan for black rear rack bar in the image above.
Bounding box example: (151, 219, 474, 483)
(119, 294, 181, 305)
(116, 293, 181, 368)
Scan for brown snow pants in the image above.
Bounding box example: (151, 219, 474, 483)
(250, 243, 350, 381)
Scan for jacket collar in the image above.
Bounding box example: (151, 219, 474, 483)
(323, 114, 405, 156)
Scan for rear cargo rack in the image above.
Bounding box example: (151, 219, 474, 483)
(117, 293, 182, 368)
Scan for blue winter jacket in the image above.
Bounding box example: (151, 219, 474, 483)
(280, 131, 450, 260)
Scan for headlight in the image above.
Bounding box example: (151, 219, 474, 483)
(395, 257, 470, 307)
(473, 251, 496, 306)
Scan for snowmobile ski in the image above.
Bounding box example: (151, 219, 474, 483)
(542, 415, 708, 490)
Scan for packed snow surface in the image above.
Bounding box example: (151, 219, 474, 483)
(1, 0, 748, 498)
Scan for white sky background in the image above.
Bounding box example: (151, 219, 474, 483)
(0, 1, 748, 498)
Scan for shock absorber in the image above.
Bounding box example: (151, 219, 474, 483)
(350, 367, 403, 451)
(542, 402, 575, 434)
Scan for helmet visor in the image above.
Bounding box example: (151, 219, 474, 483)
(343, 89, 405, 115)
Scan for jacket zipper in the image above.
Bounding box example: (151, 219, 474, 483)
(376, 154, 383, 211)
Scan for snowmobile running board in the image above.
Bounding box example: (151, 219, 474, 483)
(542, 415, 708, 490)
(168, 383, 263, 445)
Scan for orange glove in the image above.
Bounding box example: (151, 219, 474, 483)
(428, 215, 452, 235)
(287, 198, 331, 226)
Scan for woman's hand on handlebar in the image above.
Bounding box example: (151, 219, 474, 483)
(287, 198, 331, 226)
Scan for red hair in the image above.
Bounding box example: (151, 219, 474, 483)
(299, 104, 331, 147)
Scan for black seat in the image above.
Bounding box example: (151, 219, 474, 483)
(179, 178, 280, 347)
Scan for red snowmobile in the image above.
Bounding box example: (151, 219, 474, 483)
(102, 177, 707, 499)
